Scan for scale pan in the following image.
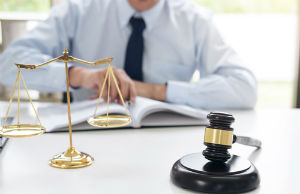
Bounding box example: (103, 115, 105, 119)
(1, 124, 46, 138)
(88, 115, 131, 128)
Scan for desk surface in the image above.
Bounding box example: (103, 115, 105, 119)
(0, 104, 299, 194)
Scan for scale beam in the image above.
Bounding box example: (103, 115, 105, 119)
(71, 56, 113, 66)
(15, 56, 113, 70)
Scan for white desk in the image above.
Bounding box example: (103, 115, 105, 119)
(0, 102, 299, 194)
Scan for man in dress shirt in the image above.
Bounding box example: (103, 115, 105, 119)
(0, 0, 257, 109)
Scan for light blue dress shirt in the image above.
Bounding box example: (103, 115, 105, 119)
(0, 0, 257, 109)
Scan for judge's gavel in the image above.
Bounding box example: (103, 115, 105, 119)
(203, 112, 262, 162)
(171, 112, 261, 193)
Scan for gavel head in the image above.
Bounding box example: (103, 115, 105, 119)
(202, 112, 235, 162)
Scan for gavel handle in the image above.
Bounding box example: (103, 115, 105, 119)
(233, 135, 262, 148)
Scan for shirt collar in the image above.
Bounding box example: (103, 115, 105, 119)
(117, 0, 166, 31)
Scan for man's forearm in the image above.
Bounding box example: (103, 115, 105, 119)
(134, 81, 166, 101)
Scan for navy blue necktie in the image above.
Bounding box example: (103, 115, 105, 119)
(124, 17, 146, 81)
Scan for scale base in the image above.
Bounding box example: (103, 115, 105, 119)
(49, 147, 94, 169)
(171, 153, 260, 194)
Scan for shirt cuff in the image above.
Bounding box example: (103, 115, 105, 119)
(166, 80, 191, 105)
(68, 66, 81, 90)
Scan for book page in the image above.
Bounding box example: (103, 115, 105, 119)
(141, 111, 208, 127)
(38, 99, 127, 132)
(128, 97, 209, 127)
(127, 97, 163, 126)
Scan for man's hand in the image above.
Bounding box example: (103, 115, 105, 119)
(69, 66, 137, 103)
(69, 66, 167, 102)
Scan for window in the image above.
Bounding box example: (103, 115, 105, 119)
(194, 0, 297, 13)
(194, 0, 298, 108)
(0, 0, 50, 12)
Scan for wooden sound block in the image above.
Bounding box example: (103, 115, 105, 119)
(171, 153, 260, 194)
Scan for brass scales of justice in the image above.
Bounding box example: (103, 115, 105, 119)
(0, 48, 132, 169)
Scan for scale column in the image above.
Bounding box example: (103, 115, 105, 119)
(64, 61, 73, 149)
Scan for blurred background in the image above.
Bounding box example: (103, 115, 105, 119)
(0, 0, 299, 109)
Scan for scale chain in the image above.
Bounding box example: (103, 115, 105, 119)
(1, 70, 19, 129)
(94, 65, 110, 117)
(19, 70, 42, 125)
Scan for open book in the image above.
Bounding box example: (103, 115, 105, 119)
(38, 97, 209, 132)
